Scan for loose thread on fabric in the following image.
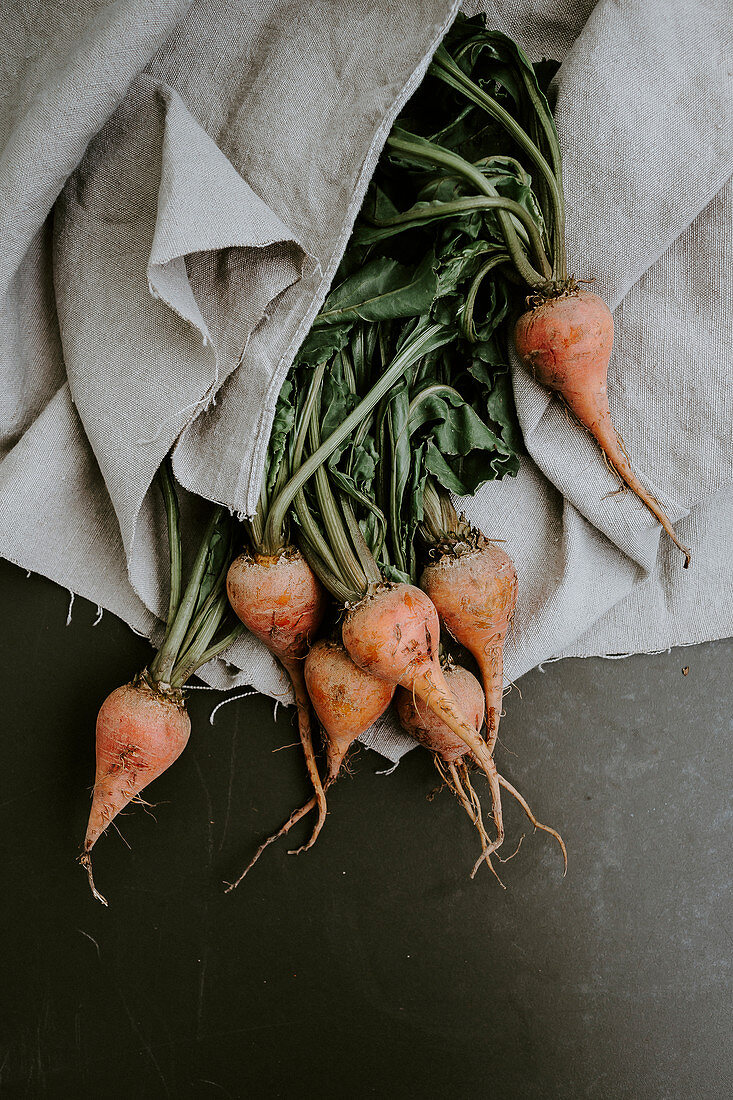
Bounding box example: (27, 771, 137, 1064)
(539, 643, 697, 666)
(375, 761, 400, 776)
(209, 689, 258, 725)
(65, 591, 75, 626)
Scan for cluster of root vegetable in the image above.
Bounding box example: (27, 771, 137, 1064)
(222, 522, 567, 892)
(82, 493, 567, 903)
(79, 17, 690, 904)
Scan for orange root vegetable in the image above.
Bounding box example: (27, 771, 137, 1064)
(420, 548, 566, 874)
(226, 548, 326, 665)
(81, 676, 191, 906)
(396, 663, 484, 764)
(396, 660, 563, 880)
(342, 582, 505, 856)
(515, 287, 691, 566)
(420, 540, 517, 757)
(226, 548, 328, 852)
(396, 663, 502, 881)
(79, 487, 243, 905)
(305, 639, 395, 784)
(225, 639, 394, 891)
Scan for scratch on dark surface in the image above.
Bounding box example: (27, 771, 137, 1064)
(217, 725, 239, 853)
(75, 928, 171, 1095)
(33, 986, 51, 1094)
(77, 929, 102, 961)
(192, 752, 214, 866)
(0, 777, 64, 812)
(113, 979, 171, 1097)
(198, 1020, 292, 1041)
(196, 947, 209, 1041)
(34, 1026, 44, 1095)
(197, 1079, 234, 1097)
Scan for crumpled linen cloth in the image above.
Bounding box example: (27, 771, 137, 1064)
(0, 0, 731, 761)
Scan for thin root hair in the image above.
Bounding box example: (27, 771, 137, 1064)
(109, 819, 133, 850)
(79, 852, 109, 907)
(448, 761, 504, 888)
(224, 795, 319, 892)
(498, 774, 567, 873)
(496, 833, 525, 864)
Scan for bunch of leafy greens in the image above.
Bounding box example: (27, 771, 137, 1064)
(254, 14, 564, 599)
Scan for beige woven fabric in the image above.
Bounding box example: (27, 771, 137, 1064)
(0, 1, 730, 760)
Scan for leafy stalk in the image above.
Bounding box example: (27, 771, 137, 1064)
(419, 477, 471, 546)
(264, 322, 450, 560)
(429, 44, 566, 279)
(158, 458, 182, 633)
(262, 361, 327, 555)
(339, 496, 382, 585)
(386, 132, 551, 286)
(308, 405, 368, 596)
(172, 523, 233, 668)
(186, 620, 245, 677)
(361, 195, 547, 270)
(293, 487, 344, 581)
(462, 253, 511, 341)
(386, 400, 409, 575)
(170, 592, 242, 688)
(247, 475, 268, 552)
(329, 468, 388, 562)
(294, 527, 355, 604)
(149, 506, 226, 685)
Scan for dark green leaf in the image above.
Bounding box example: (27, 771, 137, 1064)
(265, 377, 296, 493)
(313, 252, 438, 326)
(296, 323, 352, 367)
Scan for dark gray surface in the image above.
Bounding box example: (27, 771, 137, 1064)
(0, 557, 730, 1099)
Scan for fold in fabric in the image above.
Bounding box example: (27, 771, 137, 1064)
(556, 0, 732, 311)
(53, 74, 307, 612)
(0, 1, 193, 458)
